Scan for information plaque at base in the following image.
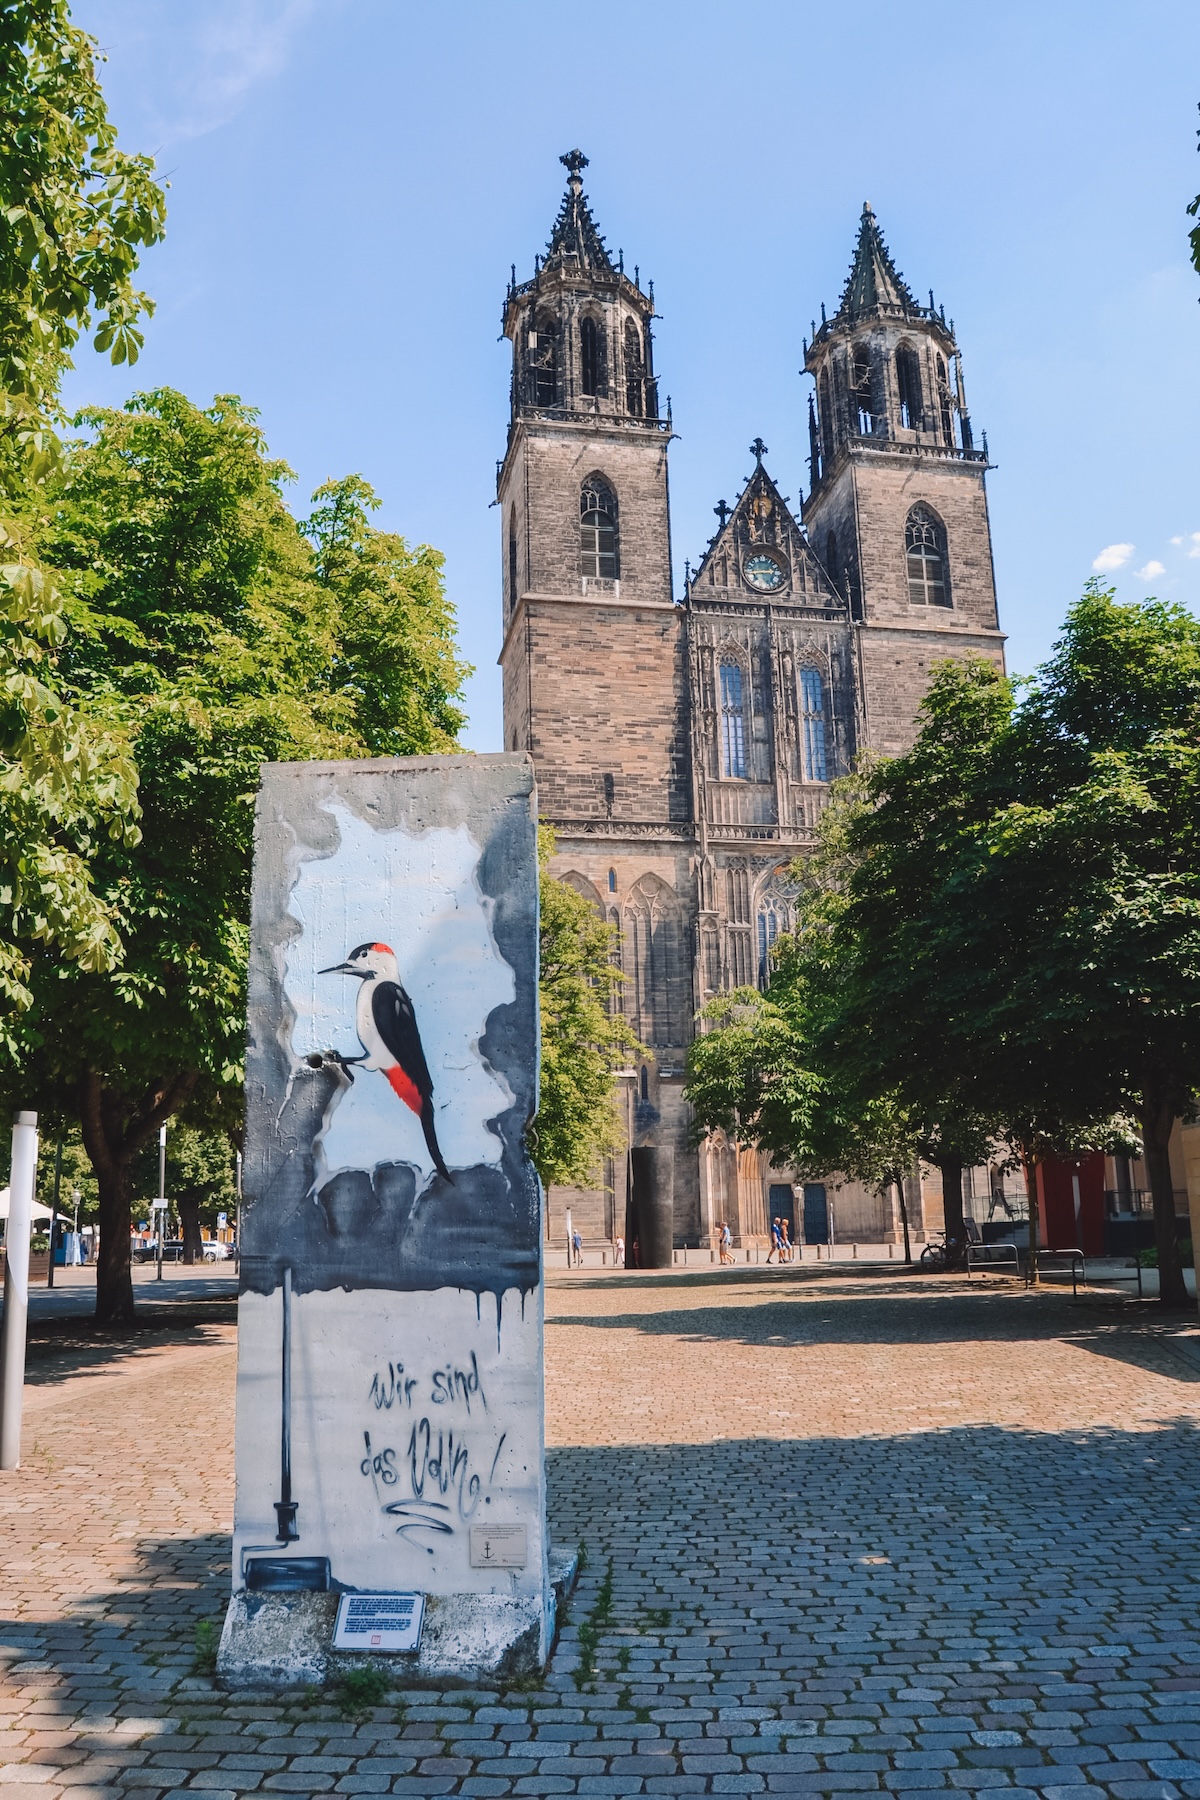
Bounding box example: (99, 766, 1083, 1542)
(333, 1592, 424, 1653)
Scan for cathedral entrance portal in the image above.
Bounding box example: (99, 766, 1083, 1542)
(802, 1184, 830, 1245)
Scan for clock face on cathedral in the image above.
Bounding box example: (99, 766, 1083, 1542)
(743, 553, 785, 592)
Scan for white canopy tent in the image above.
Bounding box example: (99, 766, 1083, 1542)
(0, 1187, 55, 1224)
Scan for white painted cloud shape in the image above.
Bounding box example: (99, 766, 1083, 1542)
(281, 803, 515, 1193)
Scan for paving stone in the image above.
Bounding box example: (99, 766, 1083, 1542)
(4, 1273, 1200, 1800)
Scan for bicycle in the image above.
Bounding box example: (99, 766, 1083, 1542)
(920, 1231, 948, 1270)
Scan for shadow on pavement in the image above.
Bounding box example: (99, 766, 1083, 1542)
(21, 1308, 237, 1386)
(5, 1418, 1200, 1725)
(548, 1286, 1200, 1379)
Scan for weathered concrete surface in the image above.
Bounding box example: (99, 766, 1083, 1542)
(225, 753, 549, 1689)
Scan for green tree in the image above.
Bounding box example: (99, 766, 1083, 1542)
(9, 389, 469, 1325)
(533, 828, 643, 1191)
(1, 0, 165, 474)
(158, 1121, 236, 1263)
(305, 476, 467, 752)
(996, 588, 1200, 1304)
(684, 884, 990, 1264)
(0, 2, 164, 1052)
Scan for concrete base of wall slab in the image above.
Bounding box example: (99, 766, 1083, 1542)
(216, 1548, 579, 1693)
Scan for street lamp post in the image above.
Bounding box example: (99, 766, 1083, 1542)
(155, 1122, 167, 1283)
(46, 1133, 63, 1290)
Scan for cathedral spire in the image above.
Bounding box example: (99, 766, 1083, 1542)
(542, 149, 616, 276)
(835, 202, 918, 321)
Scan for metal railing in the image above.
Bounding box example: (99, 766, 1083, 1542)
(966, 1243, 1087, 1294)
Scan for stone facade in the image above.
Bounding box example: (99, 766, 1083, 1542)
(499, 157, 1007, 1252)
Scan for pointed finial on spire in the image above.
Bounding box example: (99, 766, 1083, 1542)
(750, 437, 768, 464)
(560, 148, 588, 193)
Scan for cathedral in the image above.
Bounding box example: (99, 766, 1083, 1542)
(497, 151, 1007, 1251)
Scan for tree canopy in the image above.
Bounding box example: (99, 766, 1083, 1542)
(7, 388, 470, 1323)
(688, 588, 1200, 1298)
(0, 1, 164, 1061)
(1, 0, 165, 477)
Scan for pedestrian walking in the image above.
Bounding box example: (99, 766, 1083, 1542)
(571, 1228, 583, 1267)
(767, 1216, 783, 1263)
(720, 1221, 734, 1265)
(779, 1218, 793, 1262)
(614, 1234, 625, 1267)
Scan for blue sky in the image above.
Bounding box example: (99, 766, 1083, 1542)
(64, 0, 1200, 749)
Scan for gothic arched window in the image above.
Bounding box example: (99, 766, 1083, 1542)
(580, 476, 618, 579)
(800, 667, 828, 782)
(624, 873, 686, 1047)
(896, 342, 924, 430)
(906, 505, 950, 607)
(580, 315, 606, 398)
(719, 661, 747, 779)
(508, 510, 518, 609)
(850, 344, 874, 434)
(531, 314, 557, 407)
(624, 318, 644, 416)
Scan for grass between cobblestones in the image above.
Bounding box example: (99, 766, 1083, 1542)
(3, 1270, 1200, 1797)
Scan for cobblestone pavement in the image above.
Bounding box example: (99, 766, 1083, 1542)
(3, 1267, 1200, 1798)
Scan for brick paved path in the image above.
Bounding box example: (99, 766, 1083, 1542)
(3, 1268, 1200, 1798)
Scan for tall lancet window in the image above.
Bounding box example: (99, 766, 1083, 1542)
(580, 476, 618, 578)
(905, 505, 950, 607)
(851, 344, 874, 434)
(719, 661, 747, 779)
(580, 316, 606, 397)
(531, 314, 557, 406)
(896, 342, 924, 430)
(624, 318, 644, 415)
(936, 354, 954, 443)
(800, 668, 828, 782)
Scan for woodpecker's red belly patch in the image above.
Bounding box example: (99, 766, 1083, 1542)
(384, 1064, 422, 1116)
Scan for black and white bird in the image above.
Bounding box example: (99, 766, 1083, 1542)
(319, 942, 452, 1183)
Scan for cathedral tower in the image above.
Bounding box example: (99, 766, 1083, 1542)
(497, 150, 684, 825)
(498, 152, 697, 1248)
(803, 206, 1005, 753)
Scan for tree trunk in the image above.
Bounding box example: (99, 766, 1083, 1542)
(894, 1178, 912, 1264)
(178, 1190, 204, 1265)
(1024, 1159, 1042, 1287)
(78, 1067, 198, 1328)
(937, 1155, 967, 1269)
(1141, 1091, 1189, 1309)
(94, 1160, 136, 1327)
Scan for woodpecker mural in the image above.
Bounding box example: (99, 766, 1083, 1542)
(320, 941, 452, 1183)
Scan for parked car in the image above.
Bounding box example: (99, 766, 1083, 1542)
(202, 1241, 233, 1261)
(131, 1239, 185, 1263)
